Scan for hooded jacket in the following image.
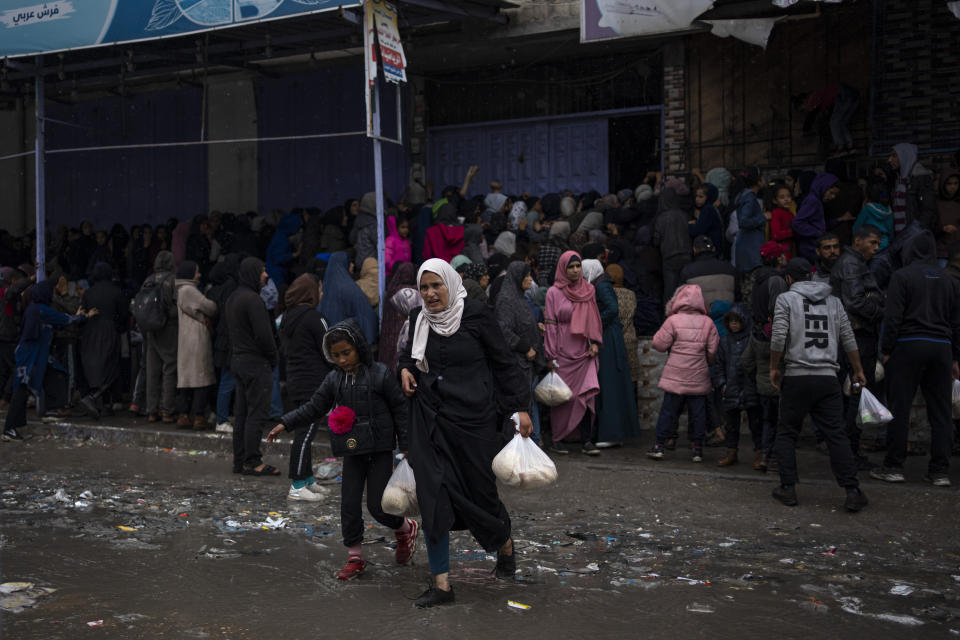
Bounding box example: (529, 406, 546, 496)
(384, 216, 411, 276)
(175, 277, 217, 388)
(423, 205, 465, 262)
(205, 260, 238, 369)
(830, 246, 884, 331)
(771, 280, 857, 377)
(279, 274, 331, 401)
(265, 212, 302, 286)
(146, 250, 178, 321)
(713, 304, 757, 409)
(792, 173, 838, 262)
(652, 188, 693, 265)
(279, 320, 408, 456)
(880, 231, 960, 359)
(652, 284, 719, 396)
(734, 188, 766, 273)
(225, 257, 277, 367)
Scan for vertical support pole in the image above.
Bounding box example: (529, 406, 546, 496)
(34, 55, 46, 282)
(373, 77, 386, 324)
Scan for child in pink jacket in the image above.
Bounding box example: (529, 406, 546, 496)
(384, 215, 411, 277)
(646, 284, 719, 462)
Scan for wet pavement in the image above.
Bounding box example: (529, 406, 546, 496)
(2, 427, 959, 638)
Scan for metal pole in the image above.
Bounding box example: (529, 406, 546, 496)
(373, 77, 386, 324)
(34, 55, 46, 282)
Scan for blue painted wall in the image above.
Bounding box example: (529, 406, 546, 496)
(45, 89, 207, 229)
(255, 66, 408, 212)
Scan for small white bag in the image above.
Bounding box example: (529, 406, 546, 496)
(856, 388, 893, 425)
(381, 458, 420, 517)
(492, 432, 559, 490)
(534, 366, 573, 407)
(951, 379, 960, 420)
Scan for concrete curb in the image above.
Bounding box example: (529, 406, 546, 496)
(26, 418, 333, 459)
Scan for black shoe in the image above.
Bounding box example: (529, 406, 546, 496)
(844, 487, 868, 512)
(853, 454, 873, 471)
(549, 443, 569, 455)
(495, 549, 517, 580)
(581, 442, 600, 456)
(79, 395, 100, 420)
(414, 586, 455, 608)
(772, 484, 798, 507)
(2, 428, 30, 442)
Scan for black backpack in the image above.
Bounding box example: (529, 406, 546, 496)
(132, 273, 171, 332)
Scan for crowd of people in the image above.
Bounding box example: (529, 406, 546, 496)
(1, 142, 959, 602)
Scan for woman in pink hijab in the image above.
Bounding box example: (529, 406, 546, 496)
(544, 251, 603, 455)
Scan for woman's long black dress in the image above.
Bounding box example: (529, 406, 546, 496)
(399, 299, 531, 552)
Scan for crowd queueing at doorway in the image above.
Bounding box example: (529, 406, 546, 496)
(2, 142, 960, 606)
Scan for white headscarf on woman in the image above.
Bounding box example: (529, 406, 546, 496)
(411, 258, 468, 373)
(581, 258, 605, 284)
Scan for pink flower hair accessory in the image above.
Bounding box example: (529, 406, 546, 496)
(328, 406, 356, 435)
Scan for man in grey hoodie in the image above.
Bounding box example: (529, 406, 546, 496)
(769, 258, 868, 512)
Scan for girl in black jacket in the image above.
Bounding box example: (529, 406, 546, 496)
(267, 319, 419, 581)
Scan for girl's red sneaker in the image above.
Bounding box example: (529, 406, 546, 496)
(336, 557, 366, 580)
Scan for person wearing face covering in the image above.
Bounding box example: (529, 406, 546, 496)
(318, 252, 378, 345)
(544, 251, 603, 455)
(398, 259, 533, 608)
(493, 262, 546, 442)
(77, 262, 128, 419)
(582, 259, 639, 448)
(225, 257, 280, 476)
(3, 280, 94, 441)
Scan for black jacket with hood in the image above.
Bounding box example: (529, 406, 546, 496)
(279, 319, 408, 457)
(880, 231, 960, 360)
(279, 303, 331, 402)
(714, 304, 758, 410)
(205, 259, 238, 369)
(225, 257, 277, 367)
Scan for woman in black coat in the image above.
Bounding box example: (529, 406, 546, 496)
(399, 258, 533, 608)
(79, 262, 129, 417)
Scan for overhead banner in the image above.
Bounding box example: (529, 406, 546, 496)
(705, 17, 782, 49)
(0, 0, 361, 58)
(581, 0, 714, 42)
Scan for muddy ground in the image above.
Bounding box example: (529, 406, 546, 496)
(2, 433, 958, 639)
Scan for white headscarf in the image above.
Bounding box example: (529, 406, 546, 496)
(581, 258, 605, 284)
(411, 259, 468, 373)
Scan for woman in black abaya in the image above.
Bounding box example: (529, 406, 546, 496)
(398, 258, 533, 608)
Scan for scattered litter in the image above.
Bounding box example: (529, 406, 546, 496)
(53, 489, 70, 503)
(677, 576, 710, 585)
(314, 459, 342, 481)
(115, 613, 148, 623)
(799, 598, 829, 613)
(823, 547, 838, 556)
(871, 613, 923, 626)
(261, 516, 288, 530)
(87, 620, 104, 627)
(585, 562, 600, 572)
(116, 526, 138, 532)
(79, 490, 94, 500)
(685, 602, 714, 613)
(718, 542, 735, 548)
(0, 582, 33, 594)
(507, 600, 531, 610)
(809, 523, 822, 528)
(74, 501, 91, 508)
(890, 584, 915, 596)
(779, 558, 794, 564)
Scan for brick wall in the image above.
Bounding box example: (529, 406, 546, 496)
(663, 64, 687, 173)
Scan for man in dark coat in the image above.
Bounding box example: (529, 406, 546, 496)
(0, 268, 31, 406)
(872, 232, 960, 487)
(205, 257, 239, 428)
(653, 184, 693, 303)
(225, 257, 279, 475)
(144, 251, 178, 423)
(830, 224, 884, 466)
(680, 236, 737, 310)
